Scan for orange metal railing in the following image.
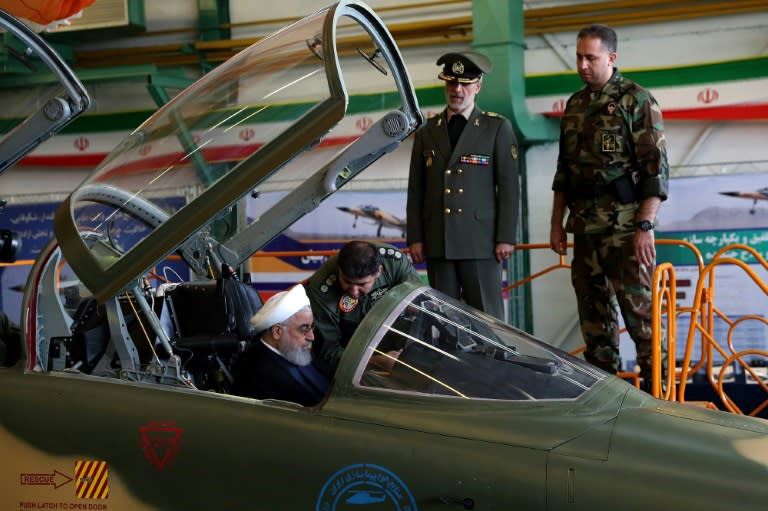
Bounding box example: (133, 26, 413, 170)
(673, 244, 768, 416)
(499, 239, 767, 414)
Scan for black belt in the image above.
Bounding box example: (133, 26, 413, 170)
(569, 173, 636, 204)
(570, 181, 611, 197)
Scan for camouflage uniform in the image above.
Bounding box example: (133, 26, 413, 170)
(552, 69, 668, 378)
(305, 243, 420, 368)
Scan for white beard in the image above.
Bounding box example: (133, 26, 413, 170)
(279, 341, 312, 366)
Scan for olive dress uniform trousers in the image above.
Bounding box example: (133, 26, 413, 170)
(426, 257, 504, 320)
(571, 232, 654, 378)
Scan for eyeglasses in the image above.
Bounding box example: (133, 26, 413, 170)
(278, 323, 315, 335)
(297, 324, 315, 335)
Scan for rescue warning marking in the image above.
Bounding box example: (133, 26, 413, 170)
(19, 470, 73, 489)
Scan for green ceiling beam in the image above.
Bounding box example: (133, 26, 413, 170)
(198, 0, 231, 42)
(0, 64, 161, 88)
(472, 0, 559, 144)
(147, 72, 196, 108)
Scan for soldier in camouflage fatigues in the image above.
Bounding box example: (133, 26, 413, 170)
(549, 25, 668, 383)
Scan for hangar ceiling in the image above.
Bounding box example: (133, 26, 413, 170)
(66, 0, 768, 70)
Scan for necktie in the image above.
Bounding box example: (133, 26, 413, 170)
(448, 114, 467, 148)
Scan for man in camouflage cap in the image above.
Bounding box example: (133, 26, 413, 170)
(549, 25, 669, 387)
(407, 51, 520, 321)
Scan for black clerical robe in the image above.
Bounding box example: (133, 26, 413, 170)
(232, 340, 332, 407)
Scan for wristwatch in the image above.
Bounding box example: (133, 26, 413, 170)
(636, 220, 654, 232)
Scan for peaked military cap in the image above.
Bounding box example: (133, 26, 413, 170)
(437, 51, 493, 84)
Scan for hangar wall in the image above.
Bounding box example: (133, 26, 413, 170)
(1, 0, 767, 351)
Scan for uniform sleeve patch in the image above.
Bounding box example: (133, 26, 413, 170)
(339, 295, 359, 313)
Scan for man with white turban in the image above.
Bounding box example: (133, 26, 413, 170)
(232, 284, 331, 406)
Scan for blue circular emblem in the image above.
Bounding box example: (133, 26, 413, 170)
(316, 463, 417, 511)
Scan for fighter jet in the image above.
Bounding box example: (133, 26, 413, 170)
(0, 3, 767, 510)
(719, 187, 768, 214)
(337, 204, 406, 236)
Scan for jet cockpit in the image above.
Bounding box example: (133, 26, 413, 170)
(20, 0, 423, 391)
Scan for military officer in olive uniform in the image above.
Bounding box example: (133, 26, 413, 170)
(406, 51, 519, 321)
(306, 240, 420, 369)
(549, 25, 668, 385)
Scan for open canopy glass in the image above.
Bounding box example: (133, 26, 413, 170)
(54, 0, 422, 302)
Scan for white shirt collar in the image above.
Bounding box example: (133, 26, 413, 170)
(260, 337, 287, 360)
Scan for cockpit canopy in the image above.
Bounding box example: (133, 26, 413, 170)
(54, 0, 422, 302)
(355, 284, 604, 401)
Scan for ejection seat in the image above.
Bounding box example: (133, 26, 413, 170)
(161, 278, 263, 392)
(62, 277, 262, 393)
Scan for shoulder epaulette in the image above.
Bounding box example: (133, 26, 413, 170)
(483, 111, 501, 118)
(378, 246, 404, 260)
(427, 111, 445, 125)
(319, 273, 337, 293)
